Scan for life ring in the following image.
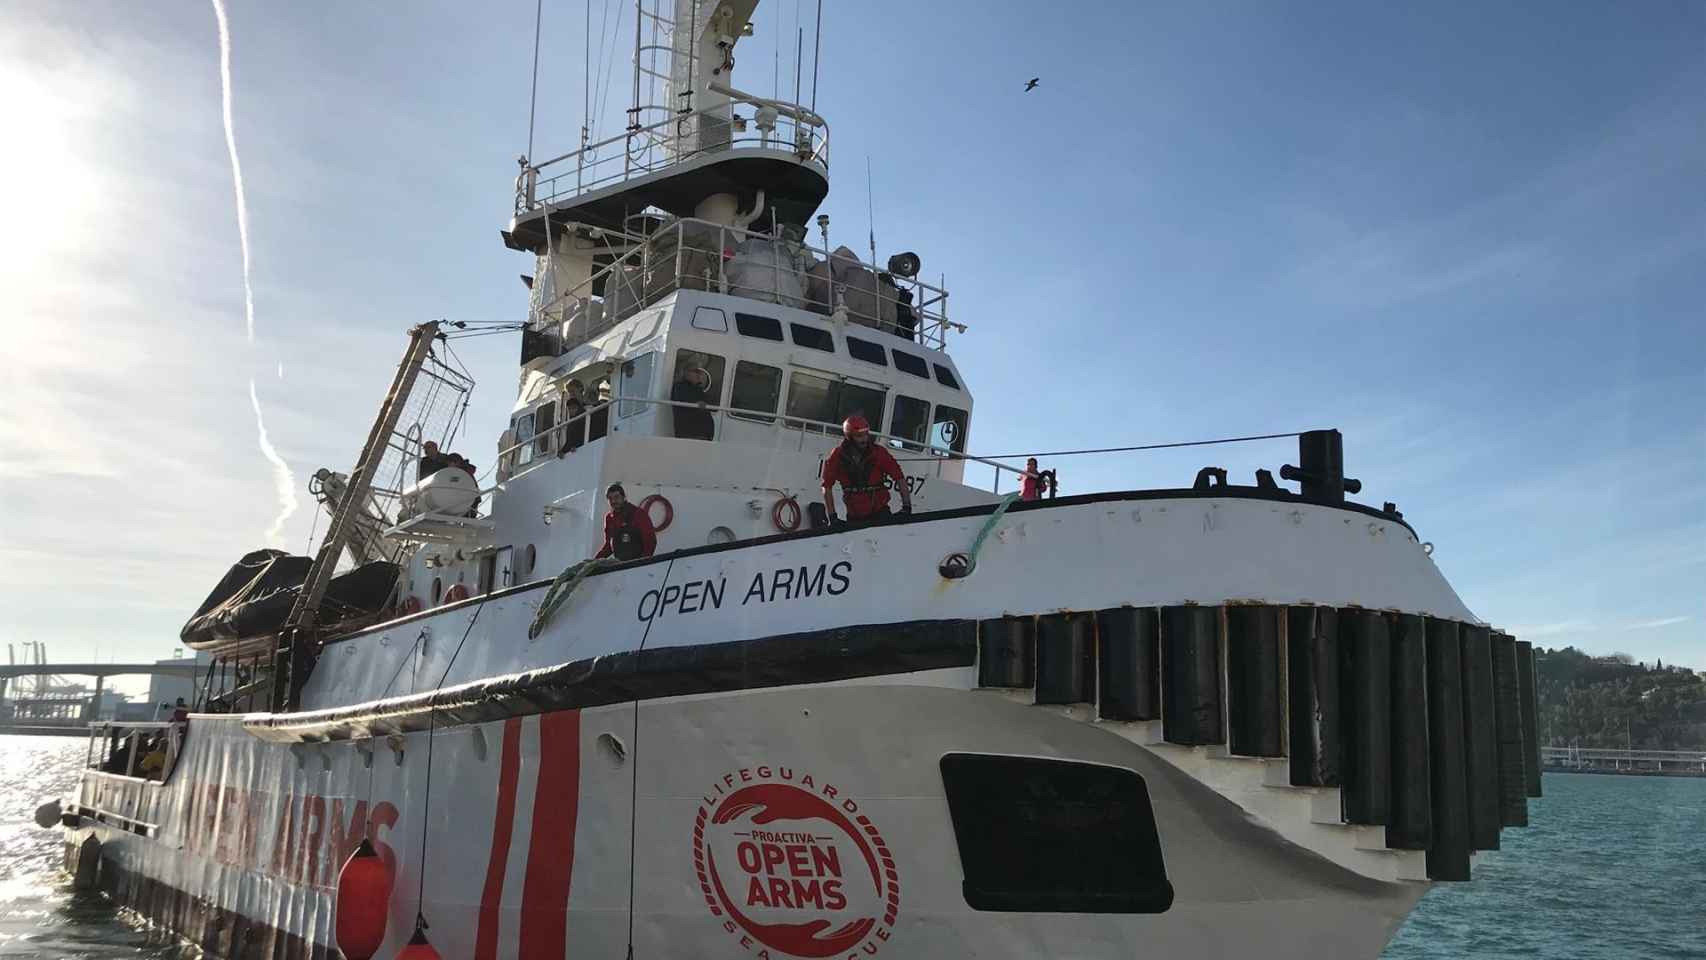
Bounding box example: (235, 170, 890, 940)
(771, 495, 802, 532)
(640, 494, 674, 532)
(442, 583, 470, 605)
(399, 595, 423, 616)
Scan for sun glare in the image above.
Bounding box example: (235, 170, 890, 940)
(0, 62, 98, 280)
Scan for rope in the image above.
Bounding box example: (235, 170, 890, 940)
(949, 491, 1020, 578)
(529, 557, 616, 639)
(892, 430, 1308, 465)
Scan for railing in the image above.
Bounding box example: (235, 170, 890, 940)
(526, 215, 958, 355)
(515, 99, 830, 217)
(75, 721, 183, 833)
(489, 394, 1006, 495)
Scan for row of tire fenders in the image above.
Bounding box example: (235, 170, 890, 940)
(975, 603, 1541, 882)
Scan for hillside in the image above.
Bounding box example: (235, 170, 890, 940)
(1533, 646, 1706, 750)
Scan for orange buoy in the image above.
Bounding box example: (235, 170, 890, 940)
(399, 596, 423, 616)
(334, 839, 392, 960)
(640, 494, 674, 532)
(442, 583, 470, 605)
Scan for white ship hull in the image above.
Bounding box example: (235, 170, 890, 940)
(64, 493, 1532, 959)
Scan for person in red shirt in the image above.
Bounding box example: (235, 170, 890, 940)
(1019, 457, 1043, 501)
(594, 483, 657, 561)
(821, 415, 913, 523)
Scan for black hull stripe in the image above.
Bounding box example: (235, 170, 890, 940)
(247, 619, 977, 742)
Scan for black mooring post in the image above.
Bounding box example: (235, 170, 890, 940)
(1281, 429, 1362, 503)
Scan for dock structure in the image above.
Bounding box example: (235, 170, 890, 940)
(0, 646, 203, 734)
(1542, 745, 1706, 777)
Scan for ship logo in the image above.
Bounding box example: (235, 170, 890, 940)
(693, 768, 900, 958)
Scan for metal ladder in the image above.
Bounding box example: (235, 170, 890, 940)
(270, 321, 442, 712)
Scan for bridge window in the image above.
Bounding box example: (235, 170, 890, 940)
(511, 411, 537, 466)
(845, 335, 887, 366)
(892, 349, 929, 379)
(933, 363, 961, 390)
(729, 360, 782, 423)
(790, 322, 835, 353)
(889, 395, 930, 450)
(735, 312, 784, 341)
(787, 371, 886, 434)
(931, 404, 968, 454)
(618, 351, 655, 418)
(532, 402, 556, 457)
(690, 306, 729, 333)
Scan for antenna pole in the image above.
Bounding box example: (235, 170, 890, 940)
(866, 155, 877, 266)
(527, 0, 544, 158)
(810, 0, 823, 112)
(794, 28, 803, 106)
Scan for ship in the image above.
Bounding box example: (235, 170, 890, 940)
(49, 2, 1544, 957)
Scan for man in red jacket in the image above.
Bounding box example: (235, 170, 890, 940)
(821, 414, 913, 524)
(595, 482, 657, 561)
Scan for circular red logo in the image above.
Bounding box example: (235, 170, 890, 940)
(692, 767, 900, 958)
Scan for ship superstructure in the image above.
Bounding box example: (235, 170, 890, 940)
(51, 4, 1544, 959)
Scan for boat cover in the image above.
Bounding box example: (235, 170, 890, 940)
(179, 549, 400, 649)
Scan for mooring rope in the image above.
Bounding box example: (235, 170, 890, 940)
(529, 557, 616, 639)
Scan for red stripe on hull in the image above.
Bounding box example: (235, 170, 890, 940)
(475, 717, 525, 960)
(519, 710, 582, 960)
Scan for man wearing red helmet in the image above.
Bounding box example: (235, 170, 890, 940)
(821, 414, 913, 524)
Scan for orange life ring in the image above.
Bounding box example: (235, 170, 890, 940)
(442, 583, 470, 605)
(640, 494, 674, 532)
(772, 495, 802, 532)
(400, 595, 423, 616)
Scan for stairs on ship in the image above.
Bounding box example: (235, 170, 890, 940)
(974, 605, 1542, 882)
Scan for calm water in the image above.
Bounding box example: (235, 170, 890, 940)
(1, 736, 1702, 958)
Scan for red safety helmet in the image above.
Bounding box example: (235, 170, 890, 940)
(842, 414, 871, 440)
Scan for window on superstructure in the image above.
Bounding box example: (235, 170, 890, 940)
(512, 411, 537, 466)
(889, 395, 930, 450)
(845, 336, 887, 366)
(893, 349, 929, 379)
(933, 363, 961, 390)
(618, 352, 656, 418)
(931, 404, 969, 454)
(735, 312, 784, 341)
(729, 361, 782, 423)
(790, 323, 835, 353)
(786, 372, 888, 434)
(533, 402, 556, 457)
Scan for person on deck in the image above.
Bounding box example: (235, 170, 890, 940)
(594, 483, 657, 561)
(138, 734, 167, 780)
(170, 698, 189, 723)
(418, 441, 452, 480)
(821, 415, 912, 524)
(670, 365, 716, 440)
(1019, 457, 1044, 501)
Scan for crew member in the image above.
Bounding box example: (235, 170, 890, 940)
(821, 415, 912, 523)
(1019, 457, 1044, 501)
(671, 364, 716, 440)
(418, 440, 452, 480)
(594, 482, 657, 561)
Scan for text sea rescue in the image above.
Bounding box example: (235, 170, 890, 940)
(637, 560, 852, 623)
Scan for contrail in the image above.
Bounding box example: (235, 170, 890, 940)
(213, 0, 297, 543)
(250, 379, 299, 542)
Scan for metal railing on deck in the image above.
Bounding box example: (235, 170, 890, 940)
(526, 215, 957, 356)
(516, 102, 830, 216)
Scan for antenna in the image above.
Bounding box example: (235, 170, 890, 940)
(866, 156, 877, 267)
(810, 0, 823, 112)
(794, 28, 803, 105)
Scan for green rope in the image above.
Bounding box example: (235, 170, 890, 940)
(959, 491, 1021, 576)
(528, 557, 615, 639)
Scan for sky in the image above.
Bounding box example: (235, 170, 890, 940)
(1, 0, 1702, 690)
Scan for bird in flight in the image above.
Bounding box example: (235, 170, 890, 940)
(1024, 77, 1040, 92)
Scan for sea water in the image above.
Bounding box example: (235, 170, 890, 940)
(2, 735, 1701, 958)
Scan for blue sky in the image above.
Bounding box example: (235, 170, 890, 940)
(1, 0, 1701, 684)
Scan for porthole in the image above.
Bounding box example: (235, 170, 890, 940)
(707, 526, 736, 544)
(431, 577, 443, 605)
(523, 544, 537, 577)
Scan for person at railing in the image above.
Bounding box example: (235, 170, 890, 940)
(418, 441, 453, 480)
(670, 365, 716, 440)
(557, 395, 587, 457)
(1019, 458, 1045, 501)
(822, 415, 913, 525)
(170, 698, 189, 723)
(588, 381, 612, 442)
(138, 733, 167, 780)
(594, 483, 657, 562)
